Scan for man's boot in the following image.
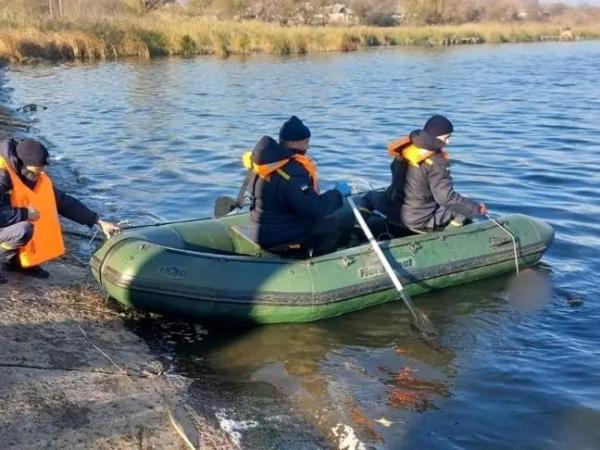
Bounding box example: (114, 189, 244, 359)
(7, 258, 50, 279)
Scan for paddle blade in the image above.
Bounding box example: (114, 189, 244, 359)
(413, 308, 437, 338)
(400, 291, 437, 337)
(213, 196, 238, 218)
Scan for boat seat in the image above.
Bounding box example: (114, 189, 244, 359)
(227, 225, 274, 257)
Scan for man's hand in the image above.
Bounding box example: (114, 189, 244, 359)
(97, 219, 120, 238)
(479, 203, 488, 215)
(27, 207, 40, 222)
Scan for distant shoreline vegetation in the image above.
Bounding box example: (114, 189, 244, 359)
(0, 17, 599, 63)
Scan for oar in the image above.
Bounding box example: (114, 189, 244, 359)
(347, 196, 436, 337)
(213, 170, 253, 218)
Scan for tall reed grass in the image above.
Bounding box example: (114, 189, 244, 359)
(0, 15, 598, 63)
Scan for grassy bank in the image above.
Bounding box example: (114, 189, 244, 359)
(1, 15, 599, 63)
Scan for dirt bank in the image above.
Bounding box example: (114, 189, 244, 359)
(0, 259, 236, 449)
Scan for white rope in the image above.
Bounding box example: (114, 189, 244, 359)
(88, 228, 101, 247)
(77, 325, 198, 450)
(77, 325, 128, 376)
(486, 214, 520, 276)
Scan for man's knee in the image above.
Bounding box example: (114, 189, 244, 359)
(14, 222, 34, 244)
(0, 221, 34, 248)
(17, 222, 34, 242)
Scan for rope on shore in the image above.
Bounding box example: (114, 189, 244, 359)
(77, 324, 129, 376)
(76, 324, 199, 450)
(167, 406, 197, 450)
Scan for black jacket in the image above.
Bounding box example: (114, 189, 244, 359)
(0, 139, 98, 228)
(378, 130, 480, 230)
(248, 136, 343, 248)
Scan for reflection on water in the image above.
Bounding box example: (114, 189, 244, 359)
(4, 41, 600, 448)
(128, 276, 513, 448)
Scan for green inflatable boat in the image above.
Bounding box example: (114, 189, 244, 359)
(90, 207, 554, 324)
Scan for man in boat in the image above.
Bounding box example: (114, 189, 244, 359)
(0, 138, 120, 284)
(246, 116, 353, 257)
(374, 115, 487, 234)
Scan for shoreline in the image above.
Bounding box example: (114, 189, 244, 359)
(1, 18, 598, 64)
(0, 86, 327, 450)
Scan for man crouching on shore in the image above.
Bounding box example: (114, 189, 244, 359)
(0, 138, 120, 284)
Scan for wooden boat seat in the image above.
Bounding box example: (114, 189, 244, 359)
(227, 225, 275, 257)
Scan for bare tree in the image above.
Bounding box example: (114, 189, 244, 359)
(124, 0, 177, 14)
(401, 0, 447, 24)
(207, 0, 252, 19)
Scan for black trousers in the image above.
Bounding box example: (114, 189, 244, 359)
(0, 221, 34, 263)
(302, 215, 354, 257)
(270, 215, 354, 258)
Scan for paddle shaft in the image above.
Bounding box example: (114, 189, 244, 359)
(347, 197, 417, 317)
(235, 170, 252, 207)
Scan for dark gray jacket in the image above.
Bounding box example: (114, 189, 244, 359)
(0, 139, 98, 228)
(379, 130, 480, 230)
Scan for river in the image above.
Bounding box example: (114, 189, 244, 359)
(3, 41, 599, 449)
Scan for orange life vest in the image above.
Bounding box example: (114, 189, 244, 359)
(388, 136, 449, 167)
(243, 151, 319, 193)
(0, 156, 65, 267)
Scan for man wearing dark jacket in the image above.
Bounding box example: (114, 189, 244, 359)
(379, 115, 487, 233)
(248, 116, 352, 257)
(0, 138, 119, 283)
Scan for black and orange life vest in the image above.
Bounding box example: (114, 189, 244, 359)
(388, 135, 449, 167)
(0, 156, 65, 267)
(243, 151, 319, 193)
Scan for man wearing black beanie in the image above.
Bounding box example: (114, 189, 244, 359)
(246, 116, 353, 257)
(279, 115, 312, 143)
(0, 138, 120, 283)
(377, 115, 487, 233)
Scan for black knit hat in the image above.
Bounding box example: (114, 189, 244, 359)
(16, 140, 49, 167)
(279, 116, 311, 142)
(424, 115, 454, 137)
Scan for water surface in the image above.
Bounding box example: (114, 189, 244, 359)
(4, 41, 600, 449)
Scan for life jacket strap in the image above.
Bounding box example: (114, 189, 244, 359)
(242, 151, 318, 192)
(275, 169, 290, 180)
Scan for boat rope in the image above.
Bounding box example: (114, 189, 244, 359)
(88, 227, 101, 247)
(77, 325, 198, 450)
(167, 407, 197, 450)
(63, 218, 132, 266)
(77, 324, 129, 377)
(486, 214, 520, 276)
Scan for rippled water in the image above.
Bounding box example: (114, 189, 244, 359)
(3, 41, 600, 449)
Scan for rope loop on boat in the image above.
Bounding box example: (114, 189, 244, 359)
(486, 214, 520, 276)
